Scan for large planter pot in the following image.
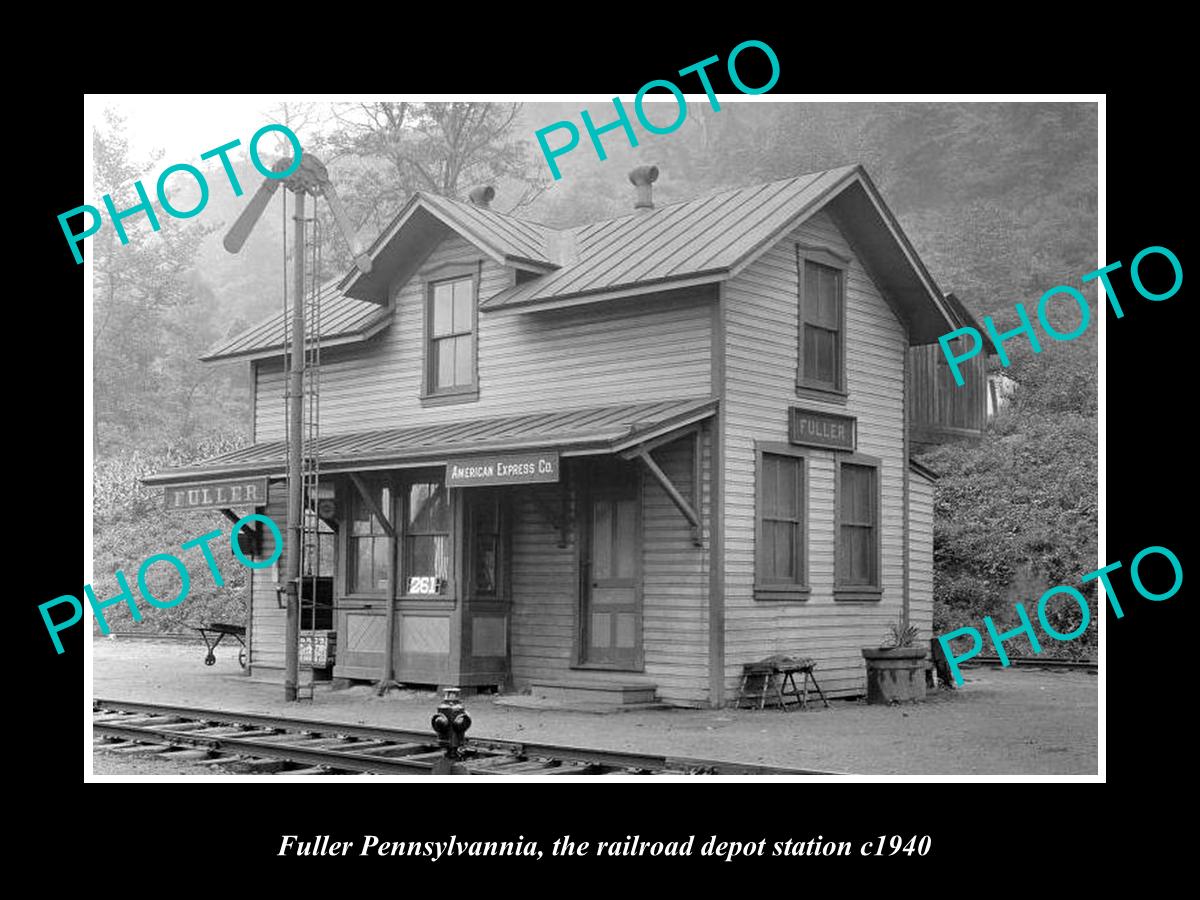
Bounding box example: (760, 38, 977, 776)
(861, 647, 928, 704)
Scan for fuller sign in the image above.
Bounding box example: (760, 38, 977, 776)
(165, 477, 269, 510)
(789, 407, 856, 452)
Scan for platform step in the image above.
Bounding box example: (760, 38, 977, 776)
(529, 679, 658, 706)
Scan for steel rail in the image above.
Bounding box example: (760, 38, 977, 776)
(94, 721, 440, 774)
(962, 657, 1097, 671)
(93, 698, 843, 775)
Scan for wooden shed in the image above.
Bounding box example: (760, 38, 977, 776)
(147, 164, 959, 708)
(908, 292, 995, 452)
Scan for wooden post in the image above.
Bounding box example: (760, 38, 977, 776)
(349, 473, 399, 694)
(284, 189, 306, 702)
(901, 335, 911, 631)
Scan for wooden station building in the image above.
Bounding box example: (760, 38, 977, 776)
(147, 164, 961, 708)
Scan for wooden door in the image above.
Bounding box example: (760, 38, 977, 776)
(582, 480, 642, 667)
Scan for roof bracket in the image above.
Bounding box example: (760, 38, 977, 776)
(533, 483, 569, 548)
(632, 447, 703, 547)
(349, 473, 396, 538)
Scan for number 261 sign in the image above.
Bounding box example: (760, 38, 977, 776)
(407, 577, 445, 595)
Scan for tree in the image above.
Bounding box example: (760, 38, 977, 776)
(327, 102, 548, 238)
(92, 110, 249, 457)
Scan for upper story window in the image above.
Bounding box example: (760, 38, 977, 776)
(797, 249, 848, 398)
(424, 269, 478, 401)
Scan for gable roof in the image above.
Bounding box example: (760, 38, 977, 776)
(200, 280, 390, 363)
(482, 166, 859, 312)
(476, 164, 955, 343)
(338, 190, 558, 303)
(207, 163, 959, 363)
(941, 291, 997, 356)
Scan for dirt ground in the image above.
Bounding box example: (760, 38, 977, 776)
(92, 637, 1098, 776)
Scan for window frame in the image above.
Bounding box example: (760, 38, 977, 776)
(754, 442, 810, 602)
(421, 261, 480, 405)
(399, 478, 454, 600)
(834, 452, 883, 601)
(344, 478, 394, 599)
(796, 243, 851, 403)
(464, 489, 509, 603)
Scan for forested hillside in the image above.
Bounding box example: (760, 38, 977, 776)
(91, 102, 1098, 650)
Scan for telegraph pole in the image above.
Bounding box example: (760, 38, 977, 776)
(222, 149, 372, 703)
(284, 188, 306, 702)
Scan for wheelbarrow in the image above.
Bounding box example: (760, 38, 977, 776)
(190, 622, 247, 669)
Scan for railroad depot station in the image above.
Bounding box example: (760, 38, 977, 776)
(147, 163, 982, 709)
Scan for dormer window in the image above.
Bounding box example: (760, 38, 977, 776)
(422, 263, 479, 404)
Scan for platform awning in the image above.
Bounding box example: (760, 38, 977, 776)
(144, 397, 717, 488)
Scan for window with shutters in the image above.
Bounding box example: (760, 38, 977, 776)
(796, 248, 848, 399)
(422, 265, 478, 403)
(754, 445, 809, 601)
(835, 457, 882, 600)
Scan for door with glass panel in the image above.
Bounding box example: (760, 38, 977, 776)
(581, 469, 642, 668)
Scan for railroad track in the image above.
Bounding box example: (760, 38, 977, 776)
(963, 656, 1097, 672)
(93, 699, 840, 776)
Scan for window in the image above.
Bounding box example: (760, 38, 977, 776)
(755, 447, 808, 601)
(836, 459, 881, 598)
(466, 491, 506, 600)
(301, 508, 336, 578)
(403, 481, 451, 595)
(425, 272, 477, 398)
(300, 508, 336, 629)
(348, 482, 392, 594)
(797, 250, 846, 396)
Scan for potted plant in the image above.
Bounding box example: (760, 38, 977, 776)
(861, 617, 928, 704)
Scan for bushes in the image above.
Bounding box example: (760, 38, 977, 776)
(92, 437, 251, 634)
(922, 353, 1097, 659)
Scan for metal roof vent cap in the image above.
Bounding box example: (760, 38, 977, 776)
(629, 165, 659, 211)
(468, 185, 496, 208)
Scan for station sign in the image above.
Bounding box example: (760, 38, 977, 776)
(165, 477, 269, 510)
(789, 408, 856, 451)
(445, 451, 560, 487)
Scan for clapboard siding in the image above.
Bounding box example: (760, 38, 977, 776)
(641, 436, 710, 706)
(509, 481, 579, 684)
(248, 480, 286, 674)
(722, 210, 909, 698)
(909, 344, 987, 450)
(255, 234, 713, 439)
(509, 437, 711, 706)
(908, 472, 935, 641)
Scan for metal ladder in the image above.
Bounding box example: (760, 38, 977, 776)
(286, 201, 324, 703)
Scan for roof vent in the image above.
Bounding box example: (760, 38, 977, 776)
(629, 165, 659, 212)
(468, 185, 496, 209)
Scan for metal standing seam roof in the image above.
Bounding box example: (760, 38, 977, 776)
(415, 192, 556, 268)
(205, 163, 953, 360)
(200, 281, 391, 362)
(480, 166, 860, 310)
(143, 397, 717, 486)
(204, 193, 558, 362)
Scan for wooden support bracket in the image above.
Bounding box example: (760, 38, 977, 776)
(532, 483, 569, 548)
(634, 448, 703, 546)
(349, 473, 396, 537)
